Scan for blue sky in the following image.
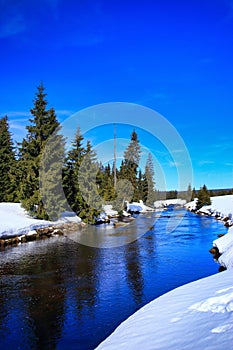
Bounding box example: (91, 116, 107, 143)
(0, 0, 233, 190)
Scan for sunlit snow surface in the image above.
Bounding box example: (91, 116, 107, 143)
(0, 203, 81, 238)
(96, 271, 233, 350)
(96, 196, 233, 350)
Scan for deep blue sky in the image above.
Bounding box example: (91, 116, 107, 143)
(1, 0, 233, 190)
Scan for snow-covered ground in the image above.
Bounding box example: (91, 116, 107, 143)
(0, 203, 81, 239)
(96, 195, 233, 350)
(185, 195, 233, 218)
(126, 200, 154, 213)
(96, 270, 233, 350)
(154, 198, 186, 208)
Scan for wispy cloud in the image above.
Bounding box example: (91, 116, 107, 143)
(168, 160, 182, 168)
(171, 149, 184, 154)
(199, 160, 215, 166)
(5, 111, 31, 118)
(56, 109, 74, 118)
(225, 162, 233, 166)
(0, 13, 25, 38)
(137, 90, 168, 106)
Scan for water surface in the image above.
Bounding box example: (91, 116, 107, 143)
(0, 209, 227, 349)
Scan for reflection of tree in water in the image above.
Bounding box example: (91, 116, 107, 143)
(66, 243, 99, 320)
(124, 240, 144, 306)
(18, 246, 66, 349)
(0, 287, 8, 334)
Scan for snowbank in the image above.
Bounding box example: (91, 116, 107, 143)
(96, 194, 233, 350)
(185, 195, 233, 269)
(213, 226, 233, 270)
(96, 270, 233, 350)
(186, 195, 233, 219)
(126, 200, 154, 213)
(154, 198, 186, 209)
(0, 203, 81, 239)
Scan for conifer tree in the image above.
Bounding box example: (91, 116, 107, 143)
(97, 163, 115, 202)
(191, 187, 196, 201)
(120, 130, 141, 201)
(143, 153, 156, 206)
(77, 140, 102, 223)
(181, 183, 192, 202)
(63, 127, 86, 213)
(196, 184, 211, 210)
(40, 120, 66, 220)
(19, 83, 62, 219)
(0, 116, 18, 202)
(137, 169, 145, 202)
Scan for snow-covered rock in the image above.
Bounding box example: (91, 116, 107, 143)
(126, 200, 154, 213)
(185, 198, 197, 211)
(102, 205, 118, 217)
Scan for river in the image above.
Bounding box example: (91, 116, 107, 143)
(0, 208, 227, 349)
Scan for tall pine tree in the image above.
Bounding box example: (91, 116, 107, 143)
(0, 116, 18, 202)
(63, 126, 86, 214)
(40, 116, 67, 220)
(77, 140, 102, 223)
(143, 153, 156, 206)
(19, 83, 62, 219)
(120, 130, 141, 201)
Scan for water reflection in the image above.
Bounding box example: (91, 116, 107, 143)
(124, 240, 144, 305)
(66, 243, 100, 319)
(0, 210, 228, 349)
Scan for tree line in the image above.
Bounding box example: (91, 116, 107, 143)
(0, 84, 157, 223)
(1, 83, 226, 222)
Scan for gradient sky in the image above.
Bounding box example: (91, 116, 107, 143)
(0, 0, 233, 190)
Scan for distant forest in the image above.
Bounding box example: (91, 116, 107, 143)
(0, 84, 232, 223)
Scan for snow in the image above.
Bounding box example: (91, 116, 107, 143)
(186, 195, 233, 219)
(0, 203, 81, 239)
(154, 198, 186, 208)
(96, 271, 233, 350)
(1, 197, 233, 349)
(102, 205, 118, 217)
(96, 195, 233, 350)
(185, 198, 197, 211)
(126, 200, 154, 213)
(214, 226, 233, 270)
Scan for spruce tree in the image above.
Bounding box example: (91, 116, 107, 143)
(196, 184, 211, 210)
(97, 163, 115, 202)
(143, 153, 156, 206)
(19, 83, 62, 219)
(191, 187, 196, 201)
(120, 130, 141, 201)
(63, 126, 86, 214)
(0, 116, 18, 202)
(40, 119, 67, 220)
(77, 140, 102, 224)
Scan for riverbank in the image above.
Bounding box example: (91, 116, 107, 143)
(0, 203, 83, 248)
(185, 195, 233, 270)
(96, 195, 233, 349)
(185, 195, 233, 227)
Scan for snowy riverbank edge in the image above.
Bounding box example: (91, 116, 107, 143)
(0, 203, 83, 243)
(96, 195, 233, 350)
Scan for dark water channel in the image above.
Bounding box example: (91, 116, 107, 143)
(0, 209, 227, 349)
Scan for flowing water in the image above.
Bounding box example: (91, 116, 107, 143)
(0, 208, 227, 349)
